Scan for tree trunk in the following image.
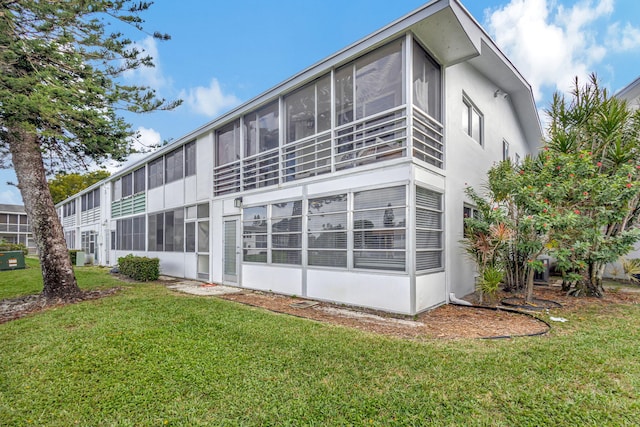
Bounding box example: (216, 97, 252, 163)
(525, 266, 535, 303)
(8, 127, 80, 300)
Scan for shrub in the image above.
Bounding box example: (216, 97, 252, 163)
(0, 240, 29, 256)
(118, 254, 160, 282)
(68, 249, 80, 265)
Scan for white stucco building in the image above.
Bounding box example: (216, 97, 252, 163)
(57, 0, 542, 314)
(0, 204, 36, 253)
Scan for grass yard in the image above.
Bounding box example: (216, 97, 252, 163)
(1, 261, 640, 426)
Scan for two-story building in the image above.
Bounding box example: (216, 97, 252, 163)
(57, 0, 542, 314)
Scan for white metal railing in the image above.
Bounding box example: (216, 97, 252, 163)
(214, 161, 241, 196)
(412, 107, 444, 169)
(81, 207, 100, 224)
(243, 148, 280, 190)
(334, 108, 407, 171)
(213, 107, 410, 195)
(282, 131, 332, 182)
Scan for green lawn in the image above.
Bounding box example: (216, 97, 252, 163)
(1, 262, 639, 426)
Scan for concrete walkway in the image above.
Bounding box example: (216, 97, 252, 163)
(165, 280, 243, 296)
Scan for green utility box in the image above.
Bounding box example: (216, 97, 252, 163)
(0, 251, 26, 271)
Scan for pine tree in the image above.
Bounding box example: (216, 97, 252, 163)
(0, 1, 180, 299)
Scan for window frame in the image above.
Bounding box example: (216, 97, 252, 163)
(462, 94, 484, 146)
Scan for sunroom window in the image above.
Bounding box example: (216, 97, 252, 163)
(335, 40, 404, 126)
(353, 186, 406, 271)
(271, 201, 302, 265)
(307, 194, 348, 268)
(243, 101, 279, 189)
(214, 120, 241, 195)
(243, 205, 268, 263)
(283, 74, 332, 182)
(416, 186, 443, 271)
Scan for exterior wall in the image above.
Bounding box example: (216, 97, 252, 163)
(444, 62, 534, 299)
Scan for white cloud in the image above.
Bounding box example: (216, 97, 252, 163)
(607, 22, 640, 51)
(485, 0, 621, 100)
(180, 78, 241, 117)
(122, 36, 170, 90)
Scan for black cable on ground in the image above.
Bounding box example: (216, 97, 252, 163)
(450, 303, 552, 339)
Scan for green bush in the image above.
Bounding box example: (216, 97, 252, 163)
(118, 254, 160, 282)
(68, 249, 80, 265)
(0, 241, 29, 256)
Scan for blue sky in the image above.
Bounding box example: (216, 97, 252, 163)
(2, 0, 639, 204)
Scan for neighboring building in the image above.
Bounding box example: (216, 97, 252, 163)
(616, 76, 640, 109)
(0, 204, 36, 253)
(605, 76, 640, 278)
(56, 0, 542, 314)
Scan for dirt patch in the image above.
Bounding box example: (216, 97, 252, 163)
(219, 292, 548, 340)
(219, 284, 640, 340)
(0, 288, 121, 324)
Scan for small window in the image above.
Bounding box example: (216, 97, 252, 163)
(503, 140, 509, 161)
(463, 205, 480, 238)
(463, 95, 483, 145)
(515, 153, 521, 165)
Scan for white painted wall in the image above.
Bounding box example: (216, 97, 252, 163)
(444, 62, 535, 299)
(307, 269, 411, 314)
(416, 271, 446, 312)
(243, 265, 303, 295)
(196, 133, 213, 201)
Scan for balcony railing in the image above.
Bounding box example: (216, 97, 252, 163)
(412, 107, 444, 169)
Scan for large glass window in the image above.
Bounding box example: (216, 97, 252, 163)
(122, 172, 133, 198)
(271, 201, 302, 265)
(165, 146, 184, 184)
(112, 178, 121, 201)
(243, 206, 268, 263)
(286, 75, 331, 143)
(148, 157, 164, 189)
(63, 201, 76, 217)
(353, 186, 406, 271)
(335, 40, 404, 126)
(216, 121, 240, 166)
(147, 209, 183, 252)
(416, 187, 443, 271)
(115, 215, 145, 251)
(307, 194, 347, 268)
(244, 101, 279, 156)
(81, 188, 100, 212)
(413, 42, 441, 120)
(184, 141, 196, 177)
(133, 167, 145, 194)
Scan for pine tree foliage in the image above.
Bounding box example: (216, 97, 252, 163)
(0, 0, 180, 299)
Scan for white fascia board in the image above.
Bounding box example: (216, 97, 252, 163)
(615, 76, 640, 103)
